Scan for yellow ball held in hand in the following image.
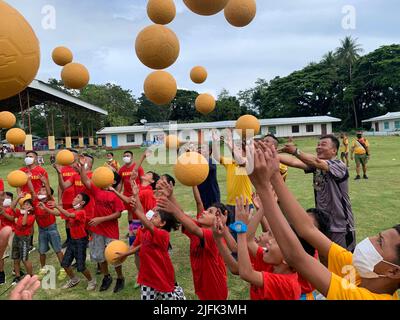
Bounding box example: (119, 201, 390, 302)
(224, 0, 257, 28)
(165, 135, 180, 149)
(92, 166, 114, 189)
(190, 66, 208, 84)
(144, 70, 177, 106)
(183, 0, 230, 16)
(7, 170, 28, 188)
(56, 150, 75, 166)
(235, 115, 260, 138)
(0, 111, 17, 129)
(174, 152, 209, 187)
(6, 128, 26, 145)
(135, 24, 180, 70)
(52, 46, 73, 66)
(195, 94, 216, 115)
(105, 240, 129, 266)
(147, 0, 176, 25)
(61, 63, 90, 89)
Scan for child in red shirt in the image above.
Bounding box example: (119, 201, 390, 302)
(11, 196, 36, 283)
(157, 181, 229, 301)
(0, 192, 14, 285)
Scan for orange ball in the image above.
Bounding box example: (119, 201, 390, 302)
(61, 63, 90, 89)
(224, 0, 257, 27)
(190, 66, 208, 84)
(0, 1, 40, 100)
(144, 71, 177, 105)
(105, 240, 129, 266)
(147, 0, 176, 25)
(92, 167, 114, 189)
(6, 128, 26, 145)
(0, 111, 16, 129)
(135, 24, 180, 70)
(165, 135, 180, 149)
(195, 94, 216, 115)
(174, 152, 209, 186)
(183, 0, 230, 16)
(52, 46, 73, 66)
(56, 150, 75, 166)
(7, 170, 28, 188)
(236, 115, 260, 138)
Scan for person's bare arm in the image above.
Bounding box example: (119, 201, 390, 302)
(278, 154, 310, 170)
(78, 164, 92, 190)
(54, 205, 74, 218)
(109, 187, 131, 204)
(129, 182, 155, 234)
(280, 143, 329, 172)
(246, 206, 264, 258)
(192, 186, 204, 214)
(38, 203, 60, 216)
(53, 165, 73, 191)
(0, 209, 15, 222)
(211, 129, 222, 163)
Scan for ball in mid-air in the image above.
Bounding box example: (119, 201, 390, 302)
(91, 166, 115, 189)
(56, 150, 75, 166)
(6, 128, 26, 145)
(183, 0, 230, 16)
(224, 0, 257, 27)
(52, 46, 73, 66)
(7, 170, 28, 188)
(165, 135, 180, 149)
(0, 111, 16, 129)
(190, 66, 208, 84)
(147, 0, 176, 25)
(144, 70, 177, 106)
(195, 94, 216, 115)
(135, 24, 180, 70)
(235, 115, 260, 138)
(174, 152, 209, 186)
(105, 240, 129, 266)
(0, 1, 40, 100)
(61, 63, 90, 89)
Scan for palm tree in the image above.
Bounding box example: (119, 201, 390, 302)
(322, 51, 337, 67)
(336, 36, 363, 127)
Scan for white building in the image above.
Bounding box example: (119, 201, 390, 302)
(96, 116, 341, 149)
(362, 112, 400, 134)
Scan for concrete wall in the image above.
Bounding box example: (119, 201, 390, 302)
(373, 120, 400, 132)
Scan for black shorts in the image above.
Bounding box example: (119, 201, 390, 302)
(12, 235, 31, 261)
(61, 237, 88, 272)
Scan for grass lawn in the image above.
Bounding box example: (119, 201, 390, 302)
(0, 135, 399, 300)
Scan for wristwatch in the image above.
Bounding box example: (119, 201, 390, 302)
(294, 148, 301, 157)
(229, 221, 248, 234)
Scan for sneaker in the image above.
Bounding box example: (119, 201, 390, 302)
(363, 175, 369, 179)
(62, 277, 81, 289)
(99, 275, 113, 292)
(0, 271, 5, 285)
(86, 279, 97, 291)
(354, 175, 361, 180)
(37, 268, 49, 280)
(2, 253, 9, 259)
(12, 270, 24, 277)
(12, 276, 22, 284)
(29, 246, 36, 253)
(58, 269, 67, 282)
(113, 278, 125, 293)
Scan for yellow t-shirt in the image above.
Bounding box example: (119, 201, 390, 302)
(352, 138, 369, 155)
(220, 157, 253, 206)
(327, 243, 399, 300)
(279, 163, 288, 182)
(340, 137, 349, 153)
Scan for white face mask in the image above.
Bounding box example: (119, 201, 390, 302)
(3, 198, 12, 207)
(73, 203, 81, 210)
(38, 195, 47, 201)
(123, 156, 131, 164)
(108, 158, 113, 162)
(20, 209, 27, 215)
(25, 157, 34, 166)
(146, 210, 155, 220)
(84, 163, 89, 170)
(353, 238, 400, 278)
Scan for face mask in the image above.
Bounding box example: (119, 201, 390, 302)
(123, 157, 131, 164)
(73, 204, 81, 210)
(146, 210, 155, 220)
(84, 163, 89, 170)
(353, 238, 400, 278)
(20, 209, 27, 215)
(3, 199, 12, 207)
(25, 157, 34, 166)
(38, 195, 47, 201)
(108, 158, 113, 162)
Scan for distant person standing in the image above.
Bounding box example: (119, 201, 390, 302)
(351, 131, 370, 180)
(104, 152, 120, 172)
(340, 133, 350, 167)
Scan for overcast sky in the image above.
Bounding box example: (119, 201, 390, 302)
(6, 0, 400, 99)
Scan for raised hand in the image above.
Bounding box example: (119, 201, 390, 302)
(157, 180, 173, 198)
(251, 193, 262, 210)
(279, 143, 297, 155)
(212, 216, 225, 239)
(156, 196, 177, 214)
(234, 196, 251, 225)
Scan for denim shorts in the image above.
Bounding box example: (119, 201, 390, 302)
(61, 237, 88, 272)
(38, 223, 62, 254)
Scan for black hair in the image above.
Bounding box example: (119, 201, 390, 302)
(113, 172, 121, 189)
(306, 208, 332, 238)
(162, 174, 175, 187)
(394, 225, 400, 265)
(79, 193, 90, 208)
(147, 171, 160, 190)
(68, 149, 79, 154)
(320, 134, 340, 153)
(107, 152, 114, 156)
(158, 209, 180, 232)
(210, 202, 229, 216)
(50, 187, 54, 196)
(124, 151, 133, 156)
(23, 199, 34, 206)
(264, 134, 279, 146)
(5, 192, 13, 200)
(82, 153, 94, 161)
(26, 151, 38, 157)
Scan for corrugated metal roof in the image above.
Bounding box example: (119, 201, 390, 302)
(97, 116, 341, 135)
(362, 112, 400, 123)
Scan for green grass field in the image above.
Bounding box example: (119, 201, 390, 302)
(1, 136, 399, 300)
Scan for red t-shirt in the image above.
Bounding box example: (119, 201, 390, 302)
(14, 209, 36, 237)
(0, 178, 4, 192)
(62, 209, 87, 239)
(257, 271, 301, 300)
(138, 228, 175, 293)
(34, 201, 56, 228)
(250, 247, 274, 300)
(133, 227, 143, 247)
(70, 172, 95, 226)
(90, 183, 124, 239)
(61, 166, 77, 207)
(20, 166, 49, 194)
(183, 223, 228, 300)
(118, 164, 144, 196)
(139, 186, 156, 214)
(0, 208, 16, 231)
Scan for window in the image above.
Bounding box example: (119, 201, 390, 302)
(395, 121, 400, 129)
(384, 122, 390, 130)
(127, 134, 135, 143)
(292, 125, 300, 134)
(306, 124, 314, 133)
(269, 126, 277, 135)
